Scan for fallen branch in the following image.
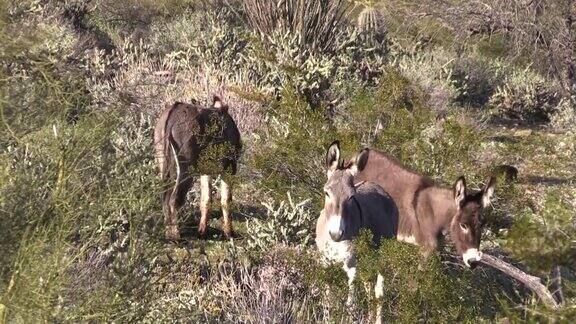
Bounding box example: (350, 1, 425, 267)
(480, 253, 560, 310)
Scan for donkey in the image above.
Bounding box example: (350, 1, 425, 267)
(349, 147, 496, 267)
(316, 141, 399, 301)
(154, 96, 242, 240)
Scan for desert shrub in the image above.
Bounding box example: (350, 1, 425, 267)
(550, 95, 576, 132)
(139, 244, 350, 322)
(505, 190, 576, 273)
(0, 109, 165, 321)
(341, 68, 484, 183)
(248, 87, 338, 204)
(157, 4, 389, 108)
(251, 69, 485, 208)
(242, 0, 351, 54)
(249, 246, 354, 321)
(395, 48, 462, 111)
(130, 4, 388, 110)
(354, 231, 501, 322)
(87, 0, 195, 44)
(453, 55, 508, 107)
(243, 27, 388, 107)
(250, 70, 422, 204)
(501, 189, 576, 321)
(489, 67, 562, 122)
(0, 6, 92, 291)
(246, 192, 315, 253)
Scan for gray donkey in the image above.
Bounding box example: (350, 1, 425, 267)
(154, 96, 241, 240)
(316, 141, 399, 306)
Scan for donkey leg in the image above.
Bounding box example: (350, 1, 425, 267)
(165, 144, 185, 241)
(198, 174, 211, 239)
(343, 255, 357, 306)
(374, 273, 385, 324)
(162, 189, 178, 240)
(167, 167, 193, 241)
(220, 178, 234, 239)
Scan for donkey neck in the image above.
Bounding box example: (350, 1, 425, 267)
(420, 186, 457, 236)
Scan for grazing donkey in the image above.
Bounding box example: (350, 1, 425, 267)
(349, 147, 496, 267)
(154, 96, 242, 240)
(316, 141, 399, 299)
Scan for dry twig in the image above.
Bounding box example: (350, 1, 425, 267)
(480, 253, 560, 309)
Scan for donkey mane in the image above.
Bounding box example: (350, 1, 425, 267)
(411, 177, 435, 217)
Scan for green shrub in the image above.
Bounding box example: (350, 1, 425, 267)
(342, 68, 484, 183)
(550, 95, 576, 132)
(246, 192, 315, 253)
(453, 55, 507, 107)
(248, 87, 338, 204)
(505, 190, 576, 273)
(1, 102, 164, 321)
(355, 230, 501, 322)
(489, 67, 562, 122)
(395, 48, 462, 111)
(501, 190, 576, 321)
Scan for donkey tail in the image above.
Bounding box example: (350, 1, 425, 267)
(160, 103, 178, 182)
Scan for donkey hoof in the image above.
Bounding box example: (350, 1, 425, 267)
(165, 226, 180, 241)
(198, 228, 207, 240)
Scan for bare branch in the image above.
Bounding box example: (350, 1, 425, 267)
(480, 253, 560, 310)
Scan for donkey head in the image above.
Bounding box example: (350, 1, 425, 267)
(450, 176, 496, 268)
(323, 141, 369, 242)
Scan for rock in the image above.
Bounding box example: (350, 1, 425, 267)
(492, 165, 519, 182)
(0, 303, 7, 324)
(514, 129, 532, 137)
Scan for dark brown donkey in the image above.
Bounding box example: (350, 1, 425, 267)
(348, 146, 496, 267)
(154, 96, 242, 240)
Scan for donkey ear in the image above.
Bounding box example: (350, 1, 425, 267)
(349, 148, 369, 176)
(454, 176, 467, 207)
(213, 95, 223, 109)
(325, 140, 341, 176)
(481, 176, 496, 208)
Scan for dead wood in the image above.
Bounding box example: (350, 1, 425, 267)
(480, 252, 560, 309)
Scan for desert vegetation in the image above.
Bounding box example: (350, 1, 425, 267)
(1, 0, 575, 322)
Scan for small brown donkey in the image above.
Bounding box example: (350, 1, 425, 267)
(348, 146, 496, 268)
(154, 96, 242, 240)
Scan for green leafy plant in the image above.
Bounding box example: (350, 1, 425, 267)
(246, 192, 314, 252)
(490, 67, 561, 122)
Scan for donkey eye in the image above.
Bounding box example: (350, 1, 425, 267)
(459, 223, 469, 231)
(324, 191, 330, 199)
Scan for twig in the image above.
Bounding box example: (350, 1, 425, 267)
(552, 265, 565, 305)
(480, 253, 560, 309)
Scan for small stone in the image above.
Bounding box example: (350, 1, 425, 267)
(514, 129, 532, 137)
(0, 303, 6, 323)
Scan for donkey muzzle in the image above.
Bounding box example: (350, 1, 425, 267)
(329, 230, 343, 242)
(462, 248, 482, 268)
